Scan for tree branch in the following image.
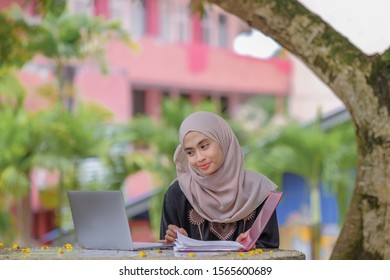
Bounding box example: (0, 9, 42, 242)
(381, 46, 390, 63)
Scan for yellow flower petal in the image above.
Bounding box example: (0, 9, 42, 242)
(57, 248, 64, 254)
(22, 248, 30, 254)
(41, 245, 49, 250)
(0, 242, 4, 249)
(12, 244, 20, 250)
(139, 251, 147, 257)
(63, 243, 73, 250)
(188, 252, 196, 257)
(237, 252, 246, 257)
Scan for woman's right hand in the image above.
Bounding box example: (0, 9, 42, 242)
(164, 224, 188, 244)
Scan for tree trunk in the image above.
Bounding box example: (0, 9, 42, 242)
(332, 125, 390, 259)
(207, 0, 390, 259)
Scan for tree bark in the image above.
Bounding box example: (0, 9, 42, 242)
(208, 0, 390, 259)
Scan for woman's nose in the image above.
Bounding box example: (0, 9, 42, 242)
(196, 151, 206, 162)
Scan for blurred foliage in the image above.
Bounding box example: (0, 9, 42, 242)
(0, 1, 141, 240)
(0, 10, 42, 70)
(0, 72, 25, 108)
(1, 2, 138, 111)
(189, 0, 210, 17)
(30, 0, 67, 17)
(34, 7, 137, 70)
(0, 106, 37, 198)
(0, 99, 137, 239)
(246, 95, 278, 124)
(0, 1, 136, 71)
(246, 118, 356, 222)
(39, 187, 60, 209)
(0, 207, 15, 244)
(0, 89, 114, 228)
(321, 121, 356, 224)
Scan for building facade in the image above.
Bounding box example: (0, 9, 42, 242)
(12, 0, 292, 122)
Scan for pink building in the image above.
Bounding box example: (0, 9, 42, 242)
(90, 0, 291, 121)
(15, 0, 292, 122)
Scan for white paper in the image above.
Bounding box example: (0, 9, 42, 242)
(173, 231, 245, 252)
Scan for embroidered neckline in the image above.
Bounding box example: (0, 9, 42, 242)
(187, 209, 256, 241)
(209, 222, 237, 240)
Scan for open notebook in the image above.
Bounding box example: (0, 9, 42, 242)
(174, 191, 283, 252)
(68, 190, 172, 251)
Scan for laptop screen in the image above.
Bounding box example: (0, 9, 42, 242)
(68, 190, 135, 250)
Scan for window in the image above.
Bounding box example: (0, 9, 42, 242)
(132, 89, 146, 116)
(174, 3, 190, 43)
(218, 14, 228, 48)
(109, 0, 124, 20)
(201, 12, 211, 45)
(73, 0, 93, 16)
(220, 96, 229, 114)
(180, 93, 191, 101)
(130, 0, 147, 38)
(159, 0, 171, 41)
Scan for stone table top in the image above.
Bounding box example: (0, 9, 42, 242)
(0, 246, 305, 260)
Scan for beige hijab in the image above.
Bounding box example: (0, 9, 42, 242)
(174, 111, 277, 223)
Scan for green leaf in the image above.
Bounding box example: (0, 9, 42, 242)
(0, 166, 30, 196)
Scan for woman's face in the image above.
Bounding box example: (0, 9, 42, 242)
(183, 131, 224, 175)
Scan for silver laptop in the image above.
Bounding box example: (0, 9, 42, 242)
(67, 190, 171, 251)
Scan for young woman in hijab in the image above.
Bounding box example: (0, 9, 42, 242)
(160, 111, 279, 248)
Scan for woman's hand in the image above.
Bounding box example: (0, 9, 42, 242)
(164, 224, 188, 244)
(236, 230, 255, 250)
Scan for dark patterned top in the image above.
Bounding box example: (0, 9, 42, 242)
(159, 180, 280, 248)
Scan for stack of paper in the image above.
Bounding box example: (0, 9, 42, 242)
(174, 231, 245, 252)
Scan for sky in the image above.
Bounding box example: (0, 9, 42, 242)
(233, 0, 390, 58)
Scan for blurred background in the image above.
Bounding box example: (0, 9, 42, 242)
(0, 0, 356, 260)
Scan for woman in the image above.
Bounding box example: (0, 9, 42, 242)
(160, 111, 279, 248)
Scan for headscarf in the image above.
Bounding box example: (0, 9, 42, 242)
(173, 111, 277, 223)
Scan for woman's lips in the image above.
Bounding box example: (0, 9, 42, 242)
(198, 163, 211, 169)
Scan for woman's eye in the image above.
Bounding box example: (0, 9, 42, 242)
(201, 143, 209, 149)
(186, 151, 194, 156)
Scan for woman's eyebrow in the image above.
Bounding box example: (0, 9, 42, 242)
(184, 138, 209, 151)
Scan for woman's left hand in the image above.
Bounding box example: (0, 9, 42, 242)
(236, 231, 255, 249)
